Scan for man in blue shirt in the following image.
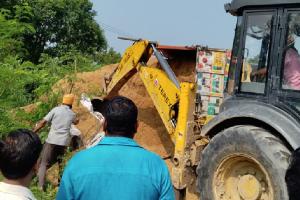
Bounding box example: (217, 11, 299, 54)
(57, 96, 175, 200)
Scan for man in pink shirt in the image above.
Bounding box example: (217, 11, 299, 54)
(283, 36, 300, 90)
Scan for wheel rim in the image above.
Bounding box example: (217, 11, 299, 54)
(213, 154, 274, 200)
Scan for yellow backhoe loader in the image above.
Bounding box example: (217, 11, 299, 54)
(97, 1, 300, 199)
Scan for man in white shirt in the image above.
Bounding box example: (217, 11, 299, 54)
(0, 129, 42, 200)
(33, 94, 78, 190)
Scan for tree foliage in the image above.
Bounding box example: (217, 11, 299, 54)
(0, 0, 21, 11)
(0, 0, 121, 135)
(0, 0, 121, 198)
(0, 4, 35, 61)
(23, 0, 107, 63)
(0, 0, 108, 63)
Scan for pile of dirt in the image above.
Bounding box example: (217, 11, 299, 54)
(118, 73, 174, 157)
(33, 54, 196, 160)
(39, 63, 172, 158)
(56, 53, 196, 158)
(20, 58, 196, 186)
(68, 64, 175, 157)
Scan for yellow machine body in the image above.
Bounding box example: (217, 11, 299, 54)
(103, 39, 213, 198)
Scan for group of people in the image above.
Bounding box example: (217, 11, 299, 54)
(0, 95, 175, 200)
(0, 94, 300, 200)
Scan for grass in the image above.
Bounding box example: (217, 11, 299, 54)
(31, 178, 57, 200)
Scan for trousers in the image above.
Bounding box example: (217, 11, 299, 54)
(37, 143, 66, 189)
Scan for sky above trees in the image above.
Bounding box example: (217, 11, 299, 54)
(91, 0, 236, 53)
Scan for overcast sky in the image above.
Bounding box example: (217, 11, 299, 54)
(90, 0, 236, 53)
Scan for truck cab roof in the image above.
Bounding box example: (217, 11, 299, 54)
(225, 0, 300, 15)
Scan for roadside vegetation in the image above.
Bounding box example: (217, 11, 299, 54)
(0, 0, 121, 198)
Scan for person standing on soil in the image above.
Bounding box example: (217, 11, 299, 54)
(33, 94, 79, 190)
(56, 96, 175, 200)
(285, 148, 300, 200)
(0, 129, 42, 200)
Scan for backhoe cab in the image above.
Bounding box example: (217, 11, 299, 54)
(225, 0, 300, 101)
(196, 1, 300, 200)
(99, 1, 300, 200)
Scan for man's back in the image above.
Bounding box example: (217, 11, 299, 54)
(44, 105, 75, 146)
(0, 182, 36, 200)
(57, 137, 174, 200)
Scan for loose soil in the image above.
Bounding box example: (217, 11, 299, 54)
(63, 64, 175, 158)
(23, 58, 196, 192)
(23, 51, 196, 159)
(65, 57, 196, 158)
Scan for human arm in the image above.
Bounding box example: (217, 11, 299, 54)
(32, 120, 47, 134)
(33, 108, 55, 133)
(251, 67, 267, 77)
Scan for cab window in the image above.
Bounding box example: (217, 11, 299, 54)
(239, 13, 274, 94)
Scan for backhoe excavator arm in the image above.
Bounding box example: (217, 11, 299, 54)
(103, 38, 182, 138)
(103, 38, 201, 192)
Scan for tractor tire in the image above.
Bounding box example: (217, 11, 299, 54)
(197, 125, 291, 200)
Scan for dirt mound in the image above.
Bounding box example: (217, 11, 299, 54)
(46, 64, 171, 157)
(118, 73, 174, 157)
(52, 56, 195, 159)
(53, 64, 117, 97)
(21, 103, 38, 113)
(21, 62, 171, 157)
(22, 59, 196, 186)
(51, 65, 117, 142)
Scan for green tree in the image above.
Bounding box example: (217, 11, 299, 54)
(0, 5, 35, 61)
(0, 0, 20, 11)
(94, 48, 121, 65)
(24, 0, 107, 63)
